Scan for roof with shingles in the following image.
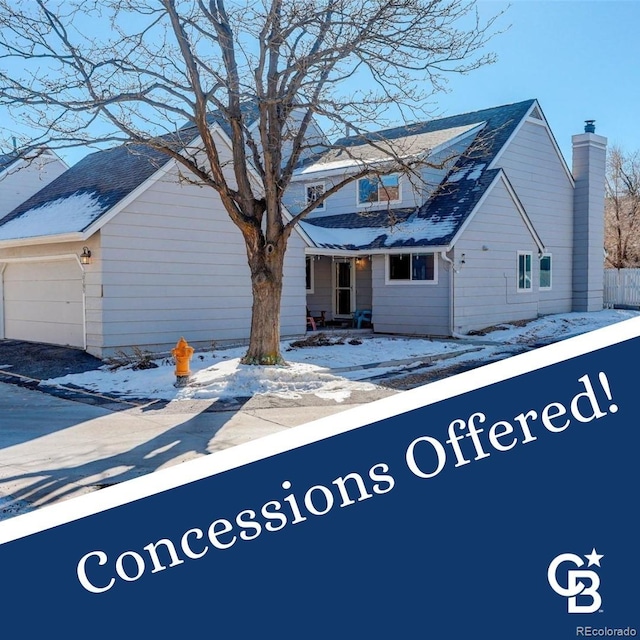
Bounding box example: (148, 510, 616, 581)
(0, 103, 259, 240)
(0, 152, 19, 173)
(0, 99, 536, 245)
(301, 99, 537, 250)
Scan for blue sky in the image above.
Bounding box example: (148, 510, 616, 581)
(436, 0, 640, 163)
(2, 1, 638, 167)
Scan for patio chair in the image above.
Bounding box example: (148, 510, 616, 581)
(352, 309, 372, 329)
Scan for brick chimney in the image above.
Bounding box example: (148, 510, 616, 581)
(572, 120, 607, 311)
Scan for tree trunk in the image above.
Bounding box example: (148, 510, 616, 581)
(241, 243, 286, 365)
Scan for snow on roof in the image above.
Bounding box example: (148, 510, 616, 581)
(296, 122, 484, 176)
(0, 191, 104, 240)
(300, 212, 457, 249)
(447, 162, 487, 182)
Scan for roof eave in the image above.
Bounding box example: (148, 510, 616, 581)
(305, 245, 451, 256)
(0, 231, 84, 249)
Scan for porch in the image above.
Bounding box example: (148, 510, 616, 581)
(306, 254, 373, 328)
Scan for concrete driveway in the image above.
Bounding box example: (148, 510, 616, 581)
(0, 379, 394, 520)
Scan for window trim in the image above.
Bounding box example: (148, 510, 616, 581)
(356, 174, 401, 207)
(385, 252, 438, 285)
(539, 253, 552, 290)
(305, 256, 315, 293)
(306, 182, 326, 210)
(517, 251, 533, 292)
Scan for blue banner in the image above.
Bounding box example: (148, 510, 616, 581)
(1, 321, 639, 639)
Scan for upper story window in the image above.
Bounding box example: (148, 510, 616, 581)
(357, 174, 400, 205)
(306, 182, 325, 210)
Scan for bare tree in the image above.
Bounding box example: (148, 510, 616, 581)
(0, 0, 500, 364)
(605, 146, 640, 269)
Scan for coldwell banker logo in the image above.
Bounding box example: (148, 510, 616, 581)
(548, 549, 604, 613)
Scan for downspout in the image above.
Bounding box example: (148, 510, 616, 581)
(440, 250, 456, 336)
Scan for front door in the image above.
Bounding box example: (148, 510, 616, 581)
(334, 259, 355, 318)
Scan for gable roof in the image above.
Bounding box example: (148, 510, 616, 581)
(0, 152, 20, 173)
(0, 104, 261, 243)
(300, 99, 538, 251)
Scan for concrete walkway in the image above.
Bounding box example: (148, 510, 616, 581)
(0, 380, 395, 519)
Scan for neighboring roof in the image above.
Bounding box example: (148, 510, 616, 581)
(0, 152, 20, 173)
(301, 99, 538, 251)
(0, 103, 260, 242)
(0, 142, 174, 241)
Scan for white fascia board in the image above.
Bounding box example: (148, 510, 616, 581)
(447, 170, 503, 247)
(0, 232, 84, 249)
(0, 156, 24, 179)
(80, 148, 182, 238)
(500, 172, 545, 252)
(447, 169, 543, 253)
(427, 121, 486, 158)
(489, 100, 575, 186)
(293, 122, 486, 182)
(0, 148, 69, 180)
(306, 245, 449, 257)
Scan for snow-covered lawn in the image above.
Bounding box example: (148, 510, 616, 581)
(41, 309, 640, 403)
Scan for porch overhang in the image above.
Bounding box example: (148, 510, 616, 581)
(305, 245, 451, 257)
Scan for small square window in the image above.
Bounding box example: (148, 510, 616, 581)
(306, 183, 325, 209)
(540, 254, 552, 289)
(518, 252, 532, 291)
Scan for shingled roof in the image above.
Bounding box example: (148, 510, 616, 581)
(0, 152, 19, 173)
(300, 99, 537, 250)
(0, 102, 259, 242)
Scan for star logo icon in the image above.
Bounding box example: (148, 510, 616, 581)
(585, 548, 604, 567)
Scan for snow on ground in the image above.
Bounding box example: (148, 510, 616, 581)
(41, 309, 640, 403)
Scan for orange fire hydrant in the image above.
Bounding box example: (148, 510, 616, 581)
(172, 337, 194, 387)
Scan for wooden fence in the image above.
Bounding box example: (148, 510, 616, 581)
(604, 268, 640, 308)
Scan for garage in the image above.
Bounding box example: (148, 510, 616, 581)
(2, 259, 85, 348)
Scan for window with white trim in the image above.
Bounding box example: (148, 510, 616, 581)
(539, 254, 552, 289)
(517, 252, 532, 291)
(305, 256, 314, 292)
(387, 253, 436, 284)
(306, 183, 325, 210)
(357, 174, 400, 205)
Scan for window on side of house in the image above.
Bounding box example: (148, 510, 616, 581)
(539, 254, 552, 289)
(387, 253, 436, 284)
(306, 256, 314, 293)
(306, 183, 325, 210)
(357, 174, 400, 205)
(517, 252, 532, 291)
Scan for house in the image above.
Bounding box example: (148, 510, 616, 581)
(0, 99, 606, 355)
(0, 148, 67, 218)
(0, 124, 308, 357)
(287, 99, 606, 336)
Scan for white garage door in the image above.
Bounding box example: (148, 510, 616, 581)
(3, 260, 84, 348)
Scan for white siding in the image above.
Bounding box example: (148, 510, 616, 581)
(453, 180, 541, 332)
(285, 172, 422, 219)
(2, 259, 83, 347)
(99, 158, 306, 354)
(307, 256, 333, 319)
(306, 255, 373, 322)
(496, 120, 575, 314)
(0, 155, 67, 217)
(371, 253, 450, 336)
(0, 238, 102, 354)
